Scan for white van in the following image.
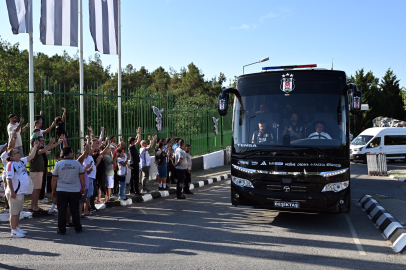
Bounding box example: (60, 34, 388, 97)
(350, 127, 406, 163)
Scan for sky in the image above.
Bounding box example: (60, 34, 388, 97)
(1, 0, 405, 88)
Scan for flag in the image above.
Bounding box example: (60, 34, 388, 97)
(6, 0, 33, 34)
(89, 0, 118, 55)
(40, 0, 78, 47)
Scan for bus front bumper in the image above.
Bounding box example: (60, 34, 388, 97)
(231, 183, 350, 213)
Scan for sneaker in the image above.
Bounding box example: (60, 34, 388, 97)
(66, 223, 74, 228)
(11, 230, 25, 238)
(163, 186, 170, 190)
(184, 191, 194, 194)
(48, 209, 58, 215)
(16, 227, 27, 235)
(40, 198, 49, 204)
(57, 230, 66, 235)
(177, 195, 186, 199)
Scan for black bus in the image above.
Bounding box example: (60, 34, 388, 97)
(218, 65, 362, 213)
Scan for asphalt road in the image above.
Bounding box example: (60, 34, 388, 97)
(1, 163, 406, 270)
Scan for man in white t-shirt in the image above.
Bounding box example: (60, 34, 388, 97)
(7, 114, 30, 157)
(308, 121, 332, 140)
(5, 141, 39, 238)
(139, 135, 157, 193)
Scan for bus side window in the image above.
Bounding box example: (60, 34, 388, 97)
(368, 137, 381, 148)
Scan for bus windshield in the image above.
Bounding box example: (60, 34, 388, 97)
(233, 70, 348, 153)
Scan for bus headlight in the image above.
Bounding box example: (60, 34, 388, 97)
(322, 181, 349, 192)
(232, 176, 254, 188)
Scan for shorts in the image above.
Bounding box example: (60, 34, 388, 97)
(158, 164, 167, 177)
(30, 172, 44, 189)
(106, 175, 114, 189)
(87, 178, 94, 197)
(5, 193, 24, 215)
(80, 189, 88, 203)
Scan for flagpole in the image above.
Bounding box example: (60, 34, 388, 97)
(118, 0, 122, 140)
(79, 0, 84, 150)
(29, 31, 34, 135)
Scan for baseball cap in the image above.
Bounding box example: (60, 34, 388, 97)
(8, 114, 17, 119)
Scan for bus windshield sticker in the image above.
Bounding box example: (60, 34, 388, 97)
(281, 73, 295, 94)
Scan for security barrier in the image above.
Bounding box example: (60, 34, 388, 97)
(367, 153, 387, 176)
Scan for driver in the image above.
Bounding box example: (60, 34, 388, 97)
(308, 121, 332, 139)
(252, 120, 275, 144)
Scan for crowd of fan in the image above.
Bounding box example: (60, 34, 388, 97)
(0, 108, 193, 237)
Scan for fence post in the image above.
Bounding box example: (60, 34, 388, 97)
(206, 107, 209, 153)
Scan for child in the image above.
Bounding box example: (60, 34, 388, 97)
(116, 149, 129, 200)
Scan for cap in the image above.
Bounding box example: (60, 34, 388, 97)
(8, 114, 17, 119)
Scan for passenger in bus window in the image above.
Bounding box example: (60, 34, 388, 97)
(255, 104, 269, 114)
(308, 121, 332, 139)
(252, 120, 275, 144)
(282, 113, 303, 141)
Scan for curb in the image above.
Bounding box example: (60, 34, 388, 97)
(0, 173, 231, 222)
(359, 194, 406, 253)
(388, 175, 406, 182)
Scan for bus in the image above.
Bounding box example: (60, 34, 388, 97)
(218, 64, 362, 213)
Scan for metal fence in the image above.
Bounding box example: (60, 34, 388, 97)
(0, 78, 232, 170)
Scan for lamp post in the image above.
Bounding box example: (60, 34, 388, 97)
(243, 57, 269, 74)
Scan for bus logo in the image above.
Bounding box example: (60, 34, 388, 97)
(281, 73, 295, 93)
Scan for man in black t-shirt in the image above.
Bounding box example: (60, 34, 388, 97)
(252, 120, 275, 144)
(55, 107, 68, 148)
(128, 128, 141, 194)
(282, 113, 303, 142)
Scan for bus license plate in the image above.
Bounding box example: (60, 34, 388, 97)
(274, 201, 300, 208)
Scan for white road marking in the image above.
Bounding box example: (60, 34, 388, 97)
(345, 214, 367, 256)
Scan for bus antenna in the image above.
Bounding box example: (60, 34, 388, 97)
(331, 59, 333, 70)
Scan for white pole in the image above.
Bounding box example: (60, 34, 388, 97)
(29, 32, 34, 135)
(79, 0, 84, 151)
(118, 0, 122, 140)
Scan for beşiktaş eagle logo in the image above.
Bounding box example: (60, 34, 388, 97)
(280, 73, 295, 93)
(152, 106, 164, 132)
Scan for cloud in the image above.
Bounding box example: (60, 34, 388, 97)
(230, 8, 290, 30)
(230, 24, 250, 30)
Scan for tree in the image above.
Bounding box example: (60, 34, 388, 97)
(380, 68, 405, 120)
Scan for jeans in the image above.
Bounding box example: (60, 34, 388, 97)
(141, 166, 150, 188)
(118, 175, 126, 199)
(56, 191, 82, 233)
(175, 169, 186, 197)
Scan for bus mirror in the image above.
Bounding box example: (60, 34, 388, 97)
(218, 93, 229, 116)
(348, 83, 362, 115)
(218, 87, 242, 117)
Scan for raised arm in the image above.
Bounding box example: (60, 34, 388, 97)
(61, 107, 66, 123)
(167, 134, 176, 146)
(100, 140, 111, 156)
(26, 141, 39, 162)
(99, 127, 105, 141)
(87, 126, 94, 139)
(21, 123, 30, 133)
(8, 131, 17, 149)
(48, 137, 64, 151)
(146, 135, 157, 150)
(42, 121, 56, 134)
(134, 127, 142, 147)
(39, 137, 56, 154)
(14, 117, 25, 133)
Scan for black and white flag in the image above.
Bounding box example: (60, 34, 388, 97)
(40, 0, 78, 47)
(89, 0, 118, 55)
(6, 0, 33, 34)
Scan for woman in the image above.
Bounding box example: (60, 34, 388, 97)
(116, 149, 129, 200)
(103, 146, 118, 202)
(5, 140, 39, 237)
(155, 142, 169, 190)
